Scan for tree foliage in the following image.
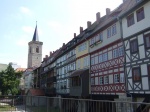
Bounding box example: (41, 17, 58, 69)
(0, 63, 23, 95)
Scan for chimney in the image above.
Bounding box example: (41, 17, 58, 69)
(106, 8, 111, 15)
(50, 51, 52, 56)
(96, 12, 101, 22)
(80, 27, 83, 34)
(74, 33, 76, 38)
(63, 43, 65, 46)
(45, 55, 48, 59)
(87, 21, 91, 28)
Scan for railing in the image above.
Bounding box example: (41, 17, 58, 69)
(0, 95, 150, 112)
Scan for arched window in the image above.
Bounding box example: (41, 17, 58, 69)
(36, 46, 39, 53)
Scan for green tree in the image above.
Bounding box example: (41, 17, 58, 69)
(0, 63, 23, 95)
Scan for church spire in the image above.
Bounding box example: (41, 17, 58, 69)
(32, 21, 39, 41)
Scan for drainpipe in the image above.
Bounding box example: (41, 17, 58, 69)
(117, 16, 129, 99)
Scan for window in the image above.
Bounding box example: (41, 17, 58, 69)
(113, 49, 118, 58)
(78, 42, 87, 52)
(99, 54, 103, 63)
(120, 73, 124, 83)
(91, 58, 95, 65)
(144, 34, 150, 49)
(91, 78, 95, 85)
(99, 77, 103, 85)
(112, 24, 117, 35)
(118, 46, 124, 56)
(99, 53, 108, 63)
(103, 53, 108, 62)
(113, 46, 124, 58)
(72, 76, 81, 86)
(77, 60, 80, 69)
(84, 57, 87, 67)
(130, 39, 138, 53)
(36, 46, 39, 53)
(107, 27, 111, 38)
(114, 74, 119, 83)
(104, 76, 109, 84)
(127, 13, 135, 27)
(99, 32, 103, 41)
(136, 7, 144, 22)
(132, 67, 141, 82)
(95, 34, 100, 42)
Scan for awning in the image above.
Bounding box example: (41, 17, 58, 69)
(69, 69, 89, 78)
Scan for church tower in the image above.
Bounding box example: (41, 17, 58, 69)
(27, 23, 43, 68)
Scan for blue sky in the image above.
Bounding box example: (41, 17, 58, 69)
(0, 0, 122, 68)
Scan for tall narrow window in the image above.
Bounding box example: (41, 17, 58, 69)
(127, 13, 135, 27)
(112, 24, 117, 36)
(99, 77, 103, 85)
(136, 7, 144, 22)
(144, 33, 150, 49)
(130, 39, 138, 54)
(99, 32, 103, 41)
(132, 67, 141, 82)
(114, 74, 120, 83)
(36, 46, 39, 53)
(107, 27, 111, 38)
(104, 76, 109, 84)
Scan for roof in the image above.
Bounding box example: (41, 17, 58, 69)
(0, 63, 8, 72)
(32, 23, 39, 41)
(15, 68, 26, 72)
(69, 68, 89, 77)
(28, 89, 45, 96)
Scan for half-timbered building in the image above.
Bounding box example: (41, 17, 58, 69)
(119, 0, 150, 102)
(40, 50, 60, 96)
(89, 3, 130, 100)
(56, 36, 77, 97)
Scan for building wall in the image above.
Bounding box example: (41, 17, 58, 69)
(24, 72, 33, 93)
(28, 41, 43, 68)
(89, 22, 121, 53)
(122, 1, 150, 38)
(122, 1, 150, 94)
(76, 41, 89, 58)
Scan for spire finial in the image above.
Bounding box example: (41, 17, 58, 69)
(36, 21, 37, 25)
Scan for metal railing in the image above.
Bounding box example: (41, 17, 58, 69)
(0, 95, 150, 112)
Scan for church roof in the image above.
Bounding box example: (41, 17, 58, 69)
(32, 23, 39, 41)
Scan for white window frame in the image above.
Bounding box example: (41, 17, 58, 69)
(99, 77, 103, 85)
(114, 74, 120, 83)
(120, 73, 124, 83)
(107, 27, 111, 38)
(104, 76, 109, 84)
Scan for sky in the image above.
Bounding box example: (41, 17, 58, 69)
(0, 0, 123, 68)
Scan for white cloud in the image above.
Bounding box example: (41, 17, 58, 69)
(20, 6, 32, 16)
